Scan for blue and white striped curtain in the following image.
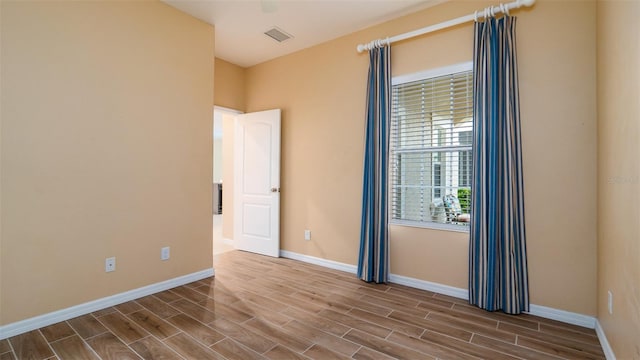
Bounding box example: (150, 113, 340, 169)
(469, 16, 529, 314)
(358, 45, 390, 283)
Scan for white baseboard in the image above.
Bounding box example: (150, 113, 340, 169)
(223, 238, 234, 245)
(280, 250, 358, 274)
(388, 273, 469, 300)
(595, 319, 617, 360)
(0, 268, 214, 340)
(279, 250, 598, 330)
(527, 304, 595, 329)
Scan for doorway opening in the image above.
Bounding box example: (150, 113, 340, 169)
(213, 106, 241, 256)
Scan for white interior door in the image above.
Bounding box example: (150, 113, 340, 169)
(233, 109, 281, 257)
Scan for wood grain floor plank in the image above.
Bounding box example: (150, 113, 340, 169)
(538, 323, 601, 345)
(264, 345, 310, 360)
(193, 284, 243, 305)
(357, 287, 421, 309)
(50, 335, 99, 360)
(231, 289, 288, 312)
(267, 292, 325, 314)
(129, 336, 183, 360)
(426, 312, 516, 343)
(127, 309, 180, 340)
(318, 309, 392, 339)
(67, 315, 108, 339)
(199, 298, 254, 323)
(135, 295, 181, 319)
(87, 333, 142, 360)
(344, 329, 434, 360)
(8, 330, 54, 360)
(289, 291, 352, 313)
(351, 347, 397, 360)
(420, 330, 520, 360)
(282, 320, 360, 356)
(241, 318, 312, 353)
(386, 331, 478, 360)
(348, 308, 424, 337)
(517, 336, 605, 360)
(451, 303, 540, 330)
(280, 307, 350, 337)
(471, 334, 564, 360)
(169, 286, 210, 304)
(39, 322, 76, 343)
(209, 318, 277, 353)
(0, 352, 16, 360)
(226, 298, 293, 326)
(92, 307, 117, 318)
(163, 333, 224, 360)
(169, 299, 218, 324)
(97, 312, 148, 344)
(499, 322, 605, 356)
(154, 290, 182, 303)
(303, 344, 352, 360)
(388, 310, 473, 342)
(0, 340, 10, 354)
(209, 337, 267, 360)
(166, 313, 225, 346)
(114, 301, 143, 315)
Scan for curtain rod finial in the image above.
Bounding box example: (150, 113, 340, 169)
(518, 0, 535, 7)
(357, 44, 365, 53)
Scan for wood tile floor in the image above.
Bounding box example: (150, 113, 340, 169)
(1, 250, 605, 360)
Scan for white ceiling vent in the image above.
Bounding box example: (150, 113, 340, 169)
(264, 27, 293, 43)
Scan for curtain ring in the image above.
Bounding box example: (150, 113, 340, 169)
(474, 10, 478, 22)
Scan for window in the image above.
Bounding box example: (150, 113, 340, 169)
(390, 63, 473, 230)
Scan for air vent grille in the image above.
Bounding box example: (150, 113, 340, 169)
(264, 27, 292, 43)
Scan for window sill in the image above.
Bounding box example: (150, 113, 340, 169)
(389, 219, 470, 233)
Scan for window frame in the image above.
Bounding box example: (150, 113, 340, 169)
(389, 61, 473, 233)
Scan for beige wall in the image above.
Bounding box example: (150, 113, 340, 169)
(214, 58, 246, 111)
(245, 0, 598, 315)
(596, 0, 640, 357)
(0, 1, 214, 324)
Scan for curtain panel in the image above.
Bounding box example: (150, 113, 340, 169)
(469, 16, 529, 314)
(358, 46, 390, 283)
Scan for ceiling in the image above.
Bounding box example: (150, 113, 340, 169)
(162, 0, 441, 68)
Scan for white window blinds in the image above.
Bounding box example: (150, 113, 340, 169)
(390, 67, 473, 228)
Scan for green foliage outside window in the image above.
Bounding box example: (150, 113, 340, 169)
(458, 188, 471, 214)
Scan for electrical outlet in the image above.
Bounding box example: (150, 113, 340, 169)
(304, 230, 311, 241)
(161, 246, 170, 261)
(608, 290, 613, 314)
(105, 257, 116, 272)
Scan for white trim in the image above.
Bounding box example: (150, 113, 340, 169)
(279, 250, 599, 330)
(223, 237, 234, 245)
(0, 268, 214, 340)
(388, 273, 469, 300)
(390, 219, 470, 233)
(526, 304, 595, 329)
(392, 61, 472, 85)
(213, 105, 243, 114)
(595, 319, 617, 360)
(280, 250, 358, 274)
